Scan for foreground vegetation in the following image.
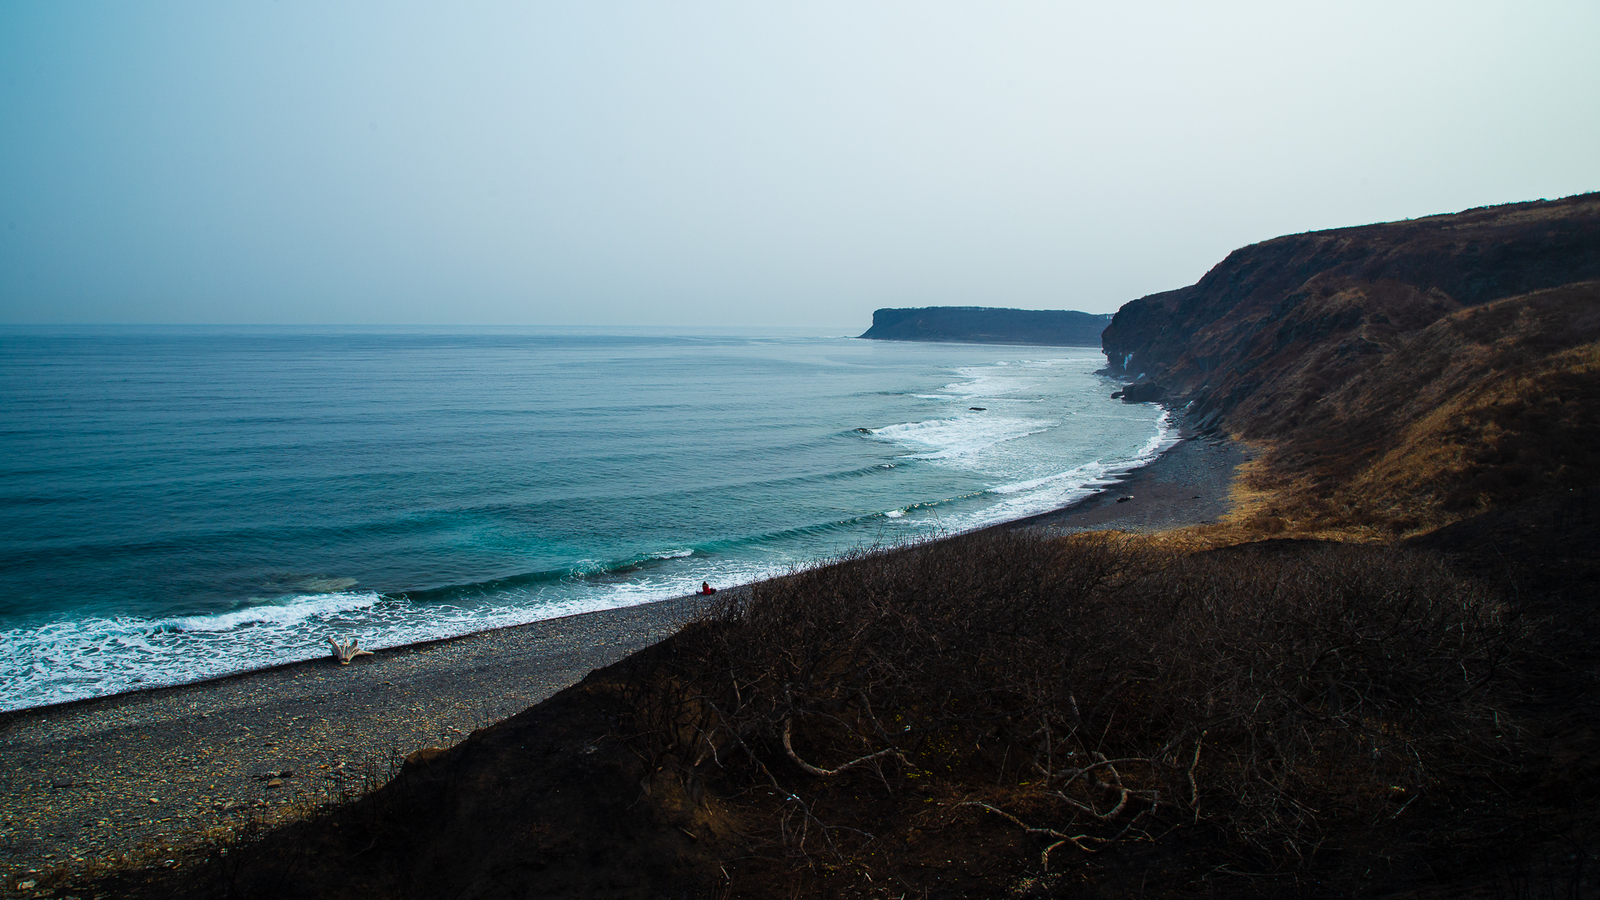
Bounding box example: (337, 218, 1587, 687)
(68, 521, 1600, 899)
(616, 532, 1534, 897)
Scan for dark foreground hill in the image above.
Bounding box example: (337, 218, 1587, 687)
(859, 306, 1113, 345)
(70, 198, 1600, 899)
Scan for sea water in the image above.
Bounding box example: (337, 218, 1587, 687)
(0, 326, 1170, 710)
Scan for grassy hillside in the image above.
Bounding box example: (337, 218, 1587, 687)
(1242, 280, 1600, 536)
(1102, 194, 1600, 538)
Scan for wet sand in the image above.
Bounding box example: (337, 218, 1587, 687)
(0, 430, 1248, 882)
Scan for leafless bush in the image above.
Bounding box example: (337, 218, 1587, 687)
(1122, 543, 1521, 855)
(618, 530, 1524, 881)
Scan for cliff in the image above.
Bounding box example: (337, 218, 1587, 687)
(859, 306, 1112, 345)
(1102, 192, 1600, 533)
(1103, 193, 1600, 430)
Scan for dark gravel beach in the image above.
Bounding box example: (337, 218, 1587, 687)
(1009, 430, 1251, 535)
(0, 432, 1247, 885)
(0, 597, 714, 884)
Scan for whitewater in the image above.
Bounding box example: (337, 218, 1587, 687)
(0, 326, 1171, 711)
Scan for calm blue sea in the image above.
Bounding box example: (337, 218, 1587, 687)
(0, 326, 1168, 711)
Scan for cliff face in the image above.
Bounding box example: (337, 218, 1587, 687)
(1102, 194, 1600, 436)
(860, 306, 1112, 346)
(1101, 192, 1600, 533)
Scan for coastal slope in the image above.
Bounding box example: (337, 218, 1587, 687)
(1103, 192, 1600, 534)
(859, 306, 1112, 345)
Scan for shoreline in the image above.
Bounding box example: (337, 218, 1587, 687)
(0, 423, 1248, 878)
(0, 413, 1226, 723)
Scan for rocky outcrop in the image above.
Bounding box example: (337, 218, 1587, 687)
(1111, 382, 1166, 403)
(861, 307, 1112, 346)
(1101, 193, 1600, 437)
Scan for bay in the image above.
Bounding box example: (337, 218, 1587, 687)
(0, 326, 1168, 710)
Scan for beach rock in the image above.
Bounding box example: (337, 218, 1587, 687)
(266, 778, 282, 788)
(1117, 382, 1166, 403)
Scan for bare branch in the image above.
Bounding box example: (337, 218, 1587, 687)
(781, 717, 904, 777)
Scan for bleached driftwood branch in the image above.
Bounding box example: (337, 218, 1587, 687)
(327, 636, 374, 665)
(781, 717, 905, 777)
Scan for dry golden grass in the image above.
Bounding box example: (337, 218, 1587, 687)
(1348, 342, 1600, 529)
(1224, 281, 1600, 537)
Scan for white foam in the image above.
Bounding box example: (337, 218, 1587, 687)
(650, 548, 694, 560)
(0, 591, 385, 711)
(167, 592, 379, 633)
(989, 460, 1114, 496)
(867, 415, 1050, 461)
(1135, 411, 1178, 459)
(0, 561, 808, 712)
(938, 372, 1026, 399)
(928, 410, 1179, 533)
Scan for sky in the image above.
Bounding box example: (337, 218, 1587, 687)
(1, 2, 1596, 329)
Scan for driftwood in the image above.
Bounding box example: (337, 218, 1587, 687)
(327, 636, 374, 665)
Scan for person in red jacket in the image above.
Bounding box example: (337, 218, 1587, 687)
(698, 581, 717, 595)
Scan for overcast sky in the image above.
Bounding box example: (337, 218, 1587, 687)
(1, 2, 1595, 329)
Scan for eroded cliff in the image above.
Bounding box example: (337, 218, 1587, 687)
(1104, 192, 1600, 533)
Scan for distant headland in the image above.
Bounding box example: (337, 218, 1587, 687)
(858, 305, 1112, 345)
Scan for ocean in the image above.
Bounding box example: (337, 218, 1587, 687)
(0, 326, 1170, 711)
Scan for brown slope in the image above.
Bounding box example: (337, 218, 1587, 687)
(1102, 192, 1600, 440)
(1204, 279, 1600, 537)
(1271, 280, 1600, 533)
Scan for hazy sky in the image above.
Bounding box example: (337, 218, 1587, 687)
(2, 2, 1595, 328)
